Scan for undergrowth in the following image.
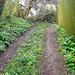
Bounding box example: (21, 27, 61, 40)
(3, 23, 51, 75)
(55, 25, 75, 74)
(0, 17, 34, 52)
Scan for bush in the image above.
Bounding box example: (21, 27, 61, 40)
(0, 0, 4, 16)
(43, 11, 57, 23)
(0, 16, 33, 52)
(34, 9, 56, 23)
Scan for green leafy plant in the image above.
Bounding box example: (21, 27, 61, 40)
(0, 16, 34, 52)
(3, 22, 51, 75)
(55, 25, 75, 74)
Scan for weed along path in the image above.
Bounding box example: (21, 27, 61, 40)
(41, 25, 67, 75)
(0, 26, 38, 73)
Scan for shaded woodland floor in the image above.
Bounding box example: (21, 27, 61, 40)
(0, 25, 67, 75)
(0, 26, 38, 73)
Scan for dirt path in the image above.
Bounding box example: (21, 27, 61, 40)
(41, 25, 67, 75)
(0, 26, 38, 73)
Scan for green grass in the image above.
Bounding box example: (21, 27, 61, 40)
(0, 17, 34, 52)
(55, 25, 75, 74)
(3, 22, 51, 75)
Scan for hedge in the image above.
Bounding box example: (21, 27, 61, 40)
(57, 0, 75, 37)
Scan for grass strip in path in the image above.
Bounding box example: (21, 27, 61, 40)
(3, 23, 51, 75)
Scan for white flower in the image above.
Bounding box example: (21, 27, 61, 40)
(69, 55, 71, 57)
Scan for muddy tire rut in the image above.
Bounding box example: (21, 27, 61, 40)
(41, 25, 67, 75)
